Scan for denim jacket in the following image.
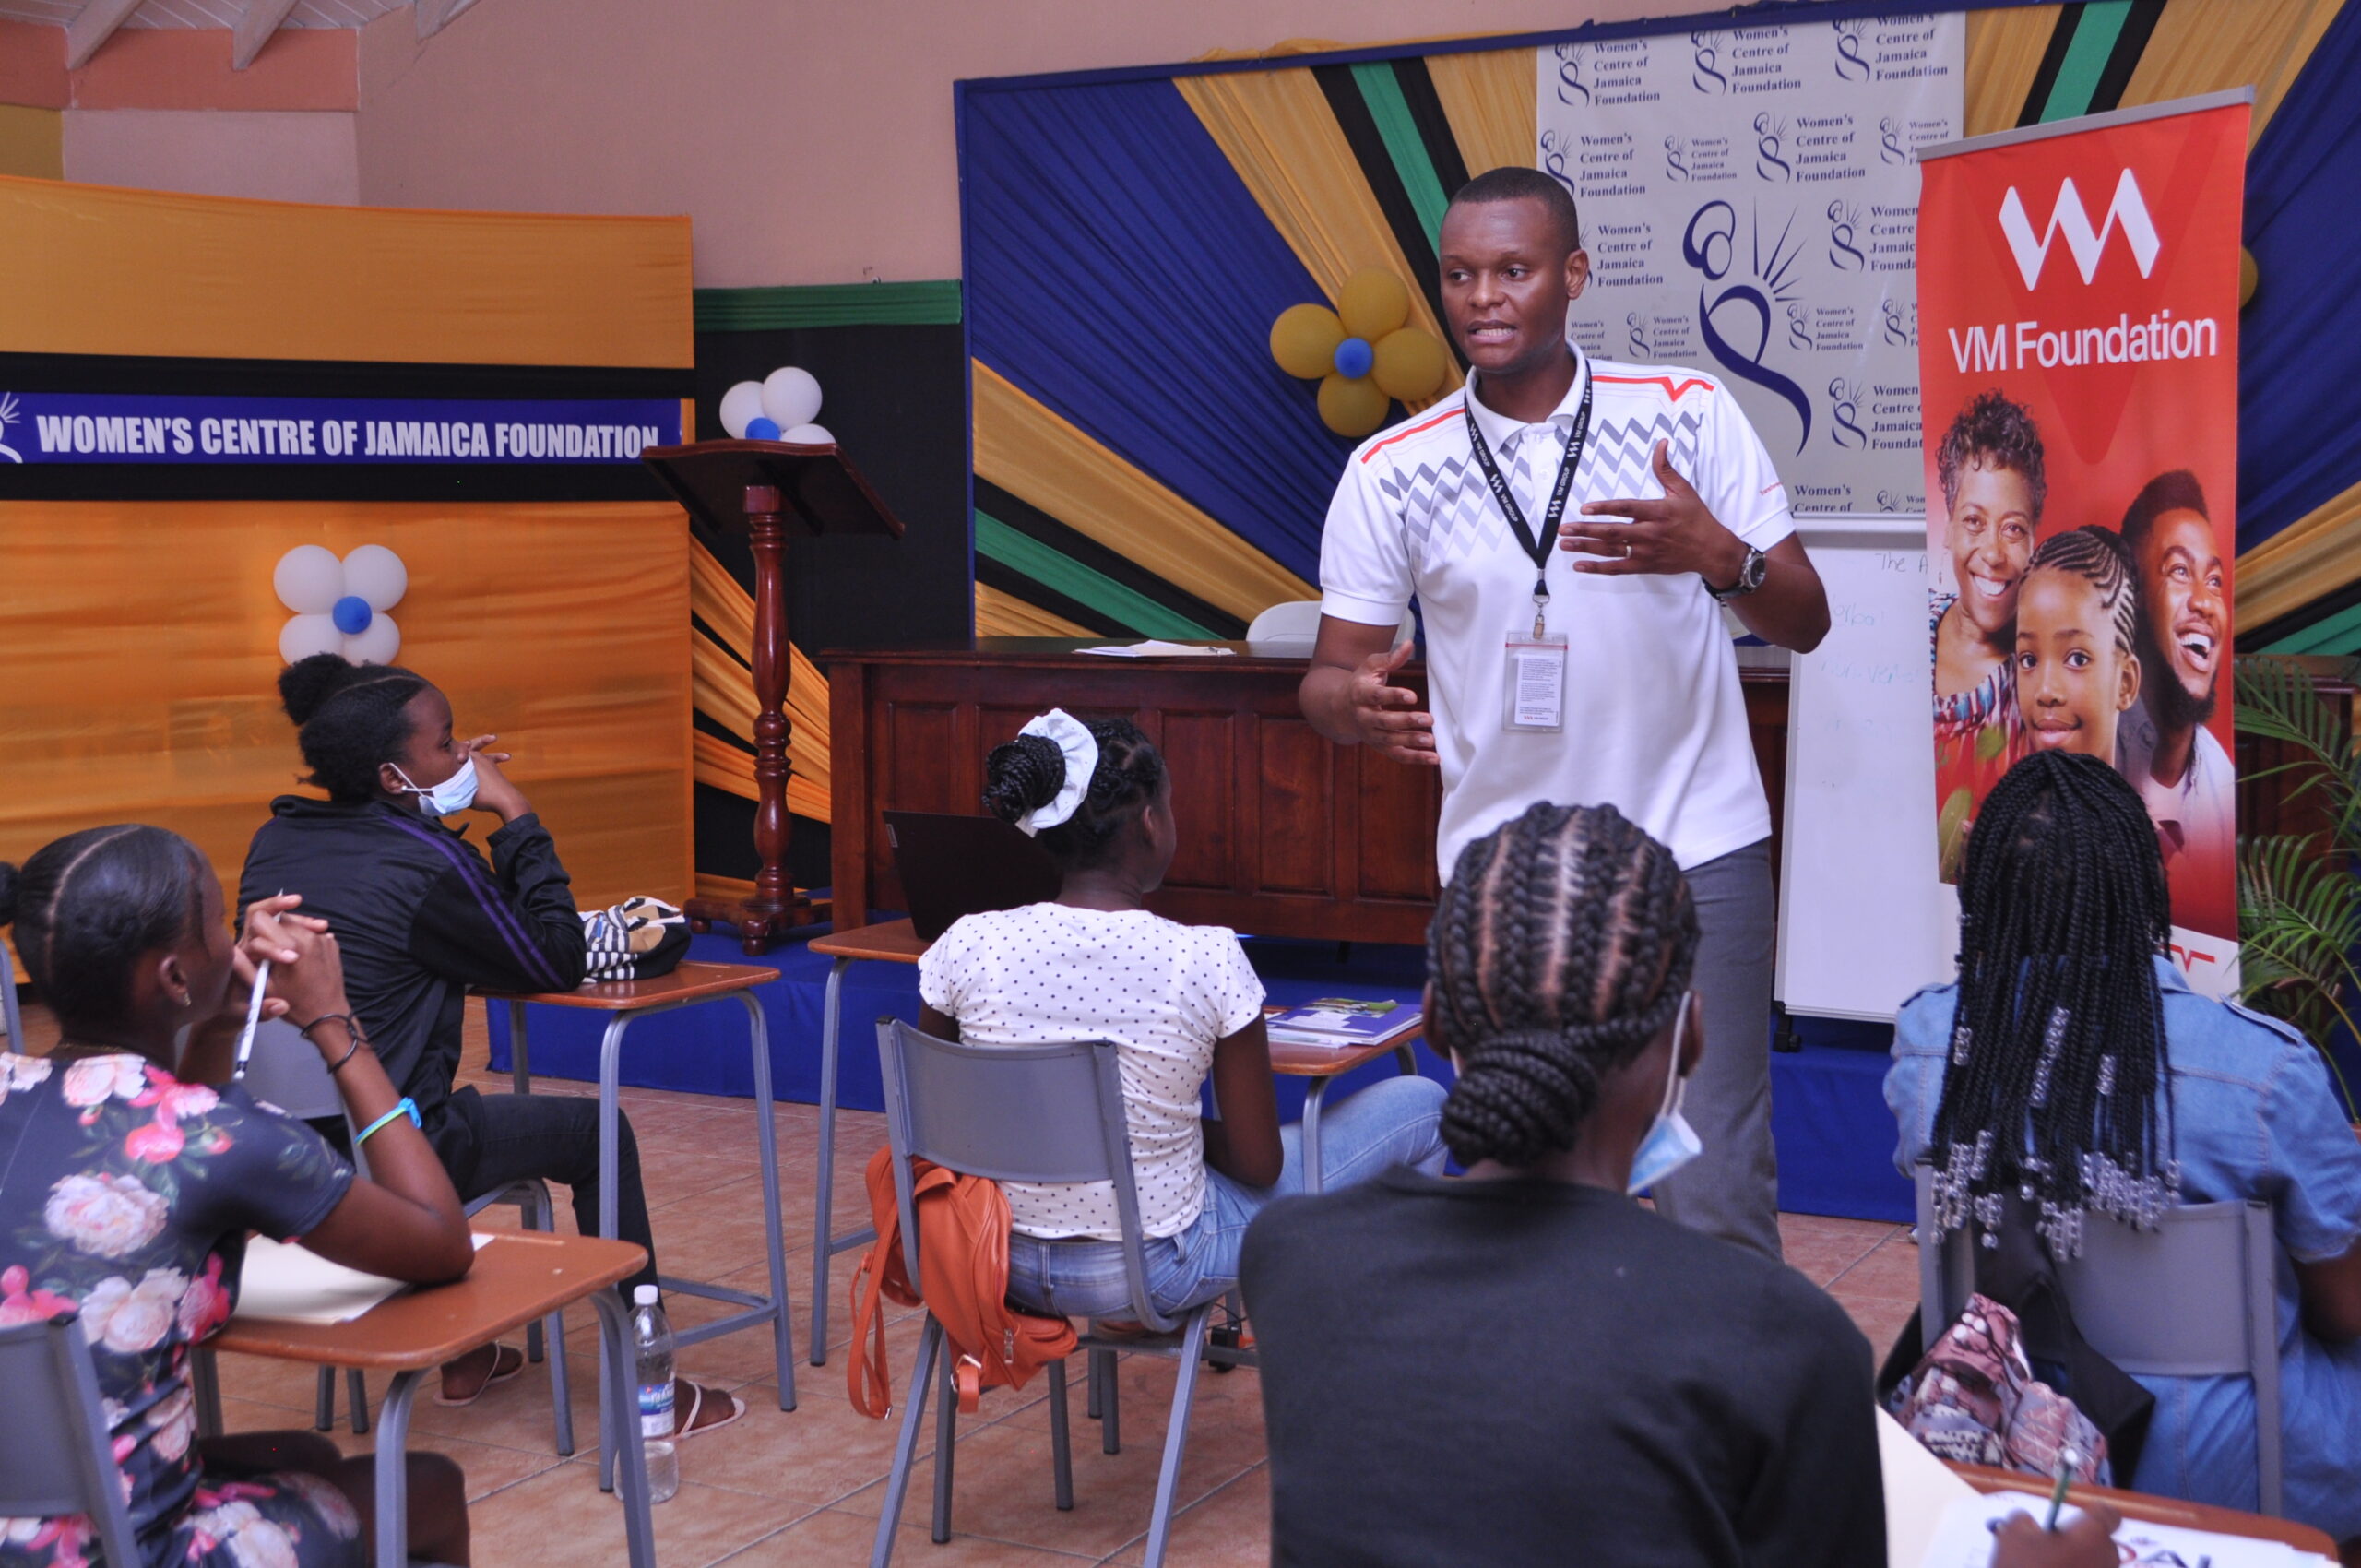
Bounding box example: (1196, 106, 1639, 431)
(1887, 956, 2361, 1535)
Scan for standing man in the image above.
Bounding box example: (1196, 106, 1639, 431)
(1299, 167, 1829, 1259)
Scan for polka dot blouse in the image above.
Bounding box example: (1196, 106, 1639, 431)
(918, 902, 1265, 1241)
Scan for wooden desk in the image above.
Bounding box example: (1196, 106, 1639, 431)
(1267, 1031, 1422, 1195)
(1951, 1462, 2338, 1556)
(825, 639, 1795, 943)
(208, 1232, 658, 1567)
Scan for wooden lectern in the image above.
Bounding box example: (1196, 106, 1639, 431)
(640, 438, 905, 954)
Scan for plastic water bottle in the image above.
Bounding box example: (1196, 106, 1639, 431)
(630, 1284, 680, 1503)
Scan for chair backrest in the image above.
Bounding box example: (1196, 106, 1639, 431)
(1, 939, 23, 1052)
(874, 1017, 1174, 1331)
(240, 1018, 347, 1123)
(1914, 1164, 2283, 1513)
(1244, 598, 1415, 649)
(0, 1317, 143, 1565)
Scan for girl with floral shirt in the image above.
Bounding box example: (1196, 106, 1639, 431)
(0, 826, 478, 1568)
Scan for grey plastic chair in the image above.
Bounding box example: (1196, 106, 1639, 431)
(221, 1019, 574, 1455)
(0, 1315, 141, 1568)
(1, 937, 23, 1053)
(870, 1018, 1249, 1568)
(1914, 1163, 2284, 1515)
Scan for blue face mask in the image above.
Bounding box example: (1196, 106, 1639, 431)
(392, 754, 480, 817)
(1627, 996, 1703, 1196)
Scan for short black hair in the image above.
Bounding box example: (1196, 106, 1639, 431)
(0, 824, 209, 1037)
(2118, 469, 2209, 552)
(982, 717, 1168, 872)
(277, 653, 434, 802)
(1936, 389, 2047, 520)
(1448, 167, 1582, 256)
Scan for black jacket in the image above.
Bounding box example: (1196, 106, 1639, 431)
(238, 797, 587, 1129)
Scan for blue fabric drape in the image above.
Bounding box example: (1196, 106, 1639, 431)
(963, 78, 1353, 584)
(2237, 3, 2361, 555)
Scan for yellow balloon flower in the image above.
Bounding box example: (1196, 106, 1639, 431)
(1268, 267, 1449, 439)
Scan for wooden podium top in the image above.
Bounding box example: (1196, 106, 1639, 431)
(641, 438, 904, 540)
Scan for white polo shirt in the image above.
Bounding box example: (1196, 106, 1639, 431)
(1319, 353, 1793, 878)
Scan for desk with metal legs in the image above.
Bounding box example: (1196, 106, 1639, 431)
(478, 962, 798, 1470)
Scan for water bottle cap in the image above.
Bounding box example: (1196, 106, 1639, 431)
(634, 1284, 658, 1305)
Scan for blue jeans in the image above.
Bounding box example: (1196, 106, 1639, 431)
(1006, 1073, 1448, 1321)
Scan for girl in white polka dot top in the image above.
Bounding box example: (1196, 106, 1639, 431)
(918, 708, 1446, 1321)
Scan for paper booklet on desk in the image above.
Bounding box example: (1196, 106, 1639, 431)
(235, 1233, 496, 1324)
(1264, 998, 1421, 1049)
(1078, 640, 1235, 658)
(1919, 1490, 2331, 1568)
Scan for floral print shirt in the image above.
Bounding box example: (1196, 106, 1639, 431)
(0, 1051, 356, 1568)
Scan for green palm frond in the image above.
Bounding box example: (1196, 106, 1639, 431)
(2236, 655, 2361, 834)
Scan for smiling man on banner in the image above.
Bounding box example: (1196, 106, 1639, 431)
(1299, 167, 1830, 1261)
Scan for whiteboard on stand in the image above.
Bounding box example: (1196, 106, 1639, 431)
(1774, 515, 1958, 1022)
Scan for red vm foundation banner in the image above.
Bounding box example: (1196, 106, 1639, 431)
(1916, 92, 2248, 994)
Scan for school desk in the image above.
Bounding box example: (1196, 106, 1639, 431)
(1951, 1461, 2338, 1556)
(204, 1232, 657, 1567)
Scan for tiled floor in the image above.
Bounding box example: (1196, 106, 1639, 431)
(18, 999, 1919, 1567)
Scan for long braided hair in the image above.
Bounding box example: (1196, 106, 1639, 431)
(981, 717, 1167, 872)
(1430, 801, 1698, 1168)
(1930, 749, 2177, 1254)
(2023, 524, 2140, 658)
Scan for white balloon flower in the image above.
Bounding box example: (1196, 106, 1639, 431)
(275, 543, 408, 664)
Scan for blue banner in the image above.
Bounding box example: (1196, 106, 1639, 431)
(0, 390, 679, 465)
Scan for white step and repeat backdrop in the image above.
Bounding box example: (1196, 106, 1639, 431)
(1536, 14, 1964, 515)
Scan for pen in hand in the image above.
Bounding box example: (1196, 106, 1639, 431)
(2042, 1446, 2079, 1531)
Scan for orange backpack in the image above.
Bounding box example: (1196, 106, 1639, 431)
(848, 1146, 1077, 1418)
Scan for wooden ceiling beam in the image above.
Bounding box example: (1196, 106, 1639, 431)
(65, 0, 148, 69)
(231, 0, 304, 69)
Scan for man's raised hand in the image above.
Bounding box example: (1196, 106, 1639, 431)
(1560, 439, 1748, 586)
(1349, 639, 1439, 766)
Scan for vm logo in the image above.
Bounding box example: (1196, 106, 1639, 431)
(1998, 170, 2160, 289)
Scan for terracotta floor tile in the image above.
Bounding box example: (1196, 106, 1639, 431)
(718, 1504, 1099, 1566)
(1776, 1213, 1900, 1286)
(1832, 1290, 1919, 1351)
(1830, 1232, 1923, 1299)
(1101, 1465, 1271, 1568)
(463, 1465, 818, 1568)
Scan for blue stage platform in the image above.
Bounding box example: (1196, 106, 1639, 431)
(488, 927, 1911, 1223)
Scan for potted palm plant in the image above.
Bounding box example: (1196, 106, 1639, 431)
(2235, 653, 2361, 1119)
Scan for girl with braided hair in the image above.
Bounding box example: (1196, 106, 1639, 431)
(1889, 749, 2361, 1538)
(2013, 524, 2142, 761)
(1242, 802, 1885, 1566)
(0, 826, 476, 1566)
(917, 709, 1444, 1322)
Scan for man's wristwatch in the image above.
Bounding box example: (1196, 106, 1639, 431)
(1705, 546, 1769, 602)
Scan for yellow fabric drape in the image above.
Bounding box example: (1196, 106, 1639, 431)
(687, 539, 830, 822)
(0, 175, 692, 368)
(1964, 6, 2064, 138)
(974, 581, 1091, 639)
(0, 499, 691, 909)
(2121, 0, 2343, 138)
(971, 362, 1315, 622)
(2236, 480, 2361, 633)
(1425, 48, 1537, 184)
(1174, 67, 1457, 411)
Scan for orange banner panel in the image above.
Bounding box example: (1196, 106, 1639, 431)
(0, 499, 692, 915)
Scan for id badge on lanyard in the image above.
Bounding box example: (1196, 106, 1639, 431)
(1466, 362, 1592, 736)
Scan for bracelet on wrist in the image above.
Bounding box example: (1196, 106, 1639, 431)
(298, 1013, 372, 1073)
(356, 1098, 421, 1146)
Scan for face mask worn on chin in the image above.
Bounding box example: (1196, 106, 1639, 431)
(1626, 996, 1703, 1196)
(391, 754, 480, 817)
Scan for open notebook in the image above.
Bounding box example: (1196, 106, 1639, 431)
(234, 1233, 496, 1325)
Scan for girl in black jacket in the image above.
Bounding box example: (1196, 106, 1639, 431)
(240, 655, 740, 1431)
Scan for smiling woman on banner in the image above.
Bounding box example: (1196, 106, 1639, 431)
(1300, 166, 1830, 1261)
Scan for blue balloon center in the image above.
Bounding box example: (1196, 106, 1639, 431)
(332, 595, 374, 635)
(745, 416, 782, 441)
(1333, 337, 1374, 380)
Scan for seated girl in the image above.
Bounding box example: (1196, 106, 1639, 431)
(916, 710, 1445, 1322)
(1887, 749, 2361, 1544)
(0, 826, 475, 1568)
(1240, 801, 1885, 1566)
(236, 654, 736, 1429)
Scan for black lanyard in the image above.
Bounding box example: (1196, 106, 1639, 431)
(1463, 362, 1594, 620)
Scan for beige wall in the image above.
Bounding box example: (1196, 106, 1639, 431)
(356, 0, 1650, 288)
(63, 109, 359, 204)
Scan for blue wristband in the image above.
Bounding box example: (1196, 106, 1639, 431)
(356, 1097, 421, 1146)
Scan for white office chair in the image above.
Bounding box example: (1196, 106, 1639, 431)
(1914, 1164, 2284, 1515)
(1244, 599, 1417, 650)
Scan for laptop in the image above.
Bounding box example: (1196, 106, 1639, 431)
(884, 810, 1062, 941)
